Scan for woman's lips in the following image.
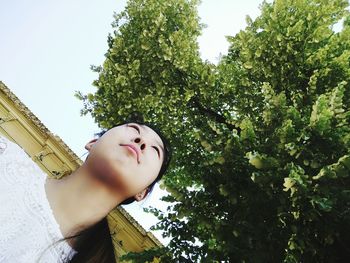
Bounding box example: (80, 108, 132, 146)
(120, 144, 140, 163)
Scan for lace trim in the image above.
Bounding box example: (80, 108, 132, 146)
(0, 134, 78, 261)
(0, 136, 8, 155)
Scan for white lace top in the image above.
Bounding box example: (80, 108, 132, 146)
(0, 135, 78, 262)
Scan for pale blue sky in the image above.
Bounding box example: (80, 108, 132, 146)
(0, 0, 270, 244)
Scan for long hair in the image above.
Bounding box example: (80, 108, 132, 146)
(37, 117, 172, 263)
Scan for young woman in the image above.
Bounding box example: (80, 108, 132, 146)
(0, 120, 172, 263)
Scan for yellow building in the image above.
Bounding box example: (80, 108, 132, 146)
(0, 81, 163, 262)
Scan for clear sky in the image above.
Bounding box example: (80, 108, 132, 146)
(0, 0, 270, 245)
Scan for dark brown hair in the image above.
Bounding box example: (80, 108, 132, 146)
(37, 117, 172, 263)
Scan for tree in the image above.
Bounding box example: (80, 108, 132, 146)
(76, 0, 350, 262)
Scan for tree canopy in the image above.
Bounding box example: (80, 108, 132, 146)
(76, 0, 350, 262)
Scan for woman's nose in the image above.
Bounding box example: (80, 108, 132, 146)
(134, 137, 146, 150)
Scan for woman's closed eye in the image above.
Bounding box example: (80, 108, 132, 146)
(129, 124, 140, 134)
(128, 124, 160, 157)
(152, 146, 160, 157)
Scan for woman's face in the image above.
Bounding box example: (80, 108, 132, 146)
(84, 122, 164, 200)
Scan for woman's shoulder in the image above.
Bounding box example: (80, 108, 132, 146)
(0, 133, 46, 186)
(0, 134, 28, 157)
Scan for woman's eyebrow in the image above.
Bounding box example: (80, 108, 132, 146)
(137, 124, 164, 156)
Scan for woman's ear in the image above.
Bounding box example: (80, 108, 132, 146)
(85, 138, 98, 151)
(134, 188, 148, 202)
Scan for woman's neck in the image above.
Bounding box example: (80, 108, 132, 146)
(44, 164, 126, 239)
